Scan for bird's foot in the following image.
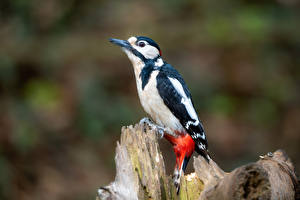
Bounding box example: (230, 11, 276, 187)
(139, 117, 165, 138)
(139, 117, 153, 126)
(172, 168, 182, 195)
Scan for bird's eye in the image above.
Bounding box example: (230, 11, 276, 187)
(138, 41, 146, 47)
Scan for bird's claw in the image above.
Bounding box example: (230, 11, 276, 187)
(173, 173, 181, 194)
(139, 117, 152, 125)
(156, 127, 165, 139)
(139, 117, 164, 139)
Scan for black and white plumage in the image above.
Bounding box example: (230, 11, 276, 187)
(156, 64, 209, 158)
(110, 36, 209, 193)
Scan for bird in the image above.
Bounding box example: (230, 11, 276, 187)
(109, 36, 210, 194)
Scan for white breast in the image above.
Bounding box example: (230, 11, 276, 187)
(135, 70, 184, 131)
(124, 50, 183, 131)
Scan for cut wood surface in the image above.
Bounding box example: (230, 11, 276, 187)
(97, 124, 300, 200)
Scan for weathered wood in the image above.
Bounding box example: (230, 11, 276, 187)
(194, 150, 300, 200)
(97, 124, 203, 200)
(97, 123, 299, 200)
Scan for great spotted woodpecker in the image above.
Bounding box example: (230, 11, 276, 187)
(110, 36, 210, 193)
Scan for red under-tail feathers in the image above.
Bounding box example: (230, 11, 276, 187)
(164, 132, 195, 170)
(164, 131, 195, 194)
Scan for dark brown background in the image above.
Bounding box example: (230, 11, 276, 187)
(0, 0, 299, 199)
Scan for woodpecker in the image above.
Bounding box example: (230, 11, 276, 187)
(110, 36, 210, 193)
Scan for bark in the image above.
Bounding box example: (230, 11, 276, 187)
(97, 123, 300, 200)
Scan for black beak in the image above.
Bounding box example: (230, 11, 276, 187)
(109, 38, 132, 51)
(109, 37, 146, 61)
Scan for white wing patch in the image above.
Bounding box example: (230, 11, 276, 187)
(191, 132, 206, 140)
(198, 143, 206, 150)
(186, 120, 199, 129)
(168, 77, 199, 125)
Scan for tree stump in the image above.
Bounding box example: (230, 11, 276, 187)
(97, 124, 300, 200)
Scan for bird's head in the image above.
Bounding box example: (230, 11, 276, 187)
(109, 36, 162, 64)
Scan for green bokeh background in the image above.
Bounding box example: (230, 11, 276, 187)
(0, 0, 299, 199)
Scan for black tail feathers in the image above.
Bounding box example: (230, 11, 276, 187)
(195, 147, 210, 163)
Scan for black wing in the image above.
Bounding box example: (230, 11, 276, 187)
(156, 63, 209, 160)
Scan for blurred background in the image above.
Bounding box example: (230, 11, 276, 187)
(0, 0, 299, 199)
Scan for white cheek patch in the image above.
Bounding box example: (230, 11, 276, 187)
(127, 37, 160, 59)
(135, 45, 160, 59)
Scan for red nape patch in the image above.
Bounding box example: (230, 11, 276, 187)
(159, 50, 162, 56)
(164, 133, 195, 168)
